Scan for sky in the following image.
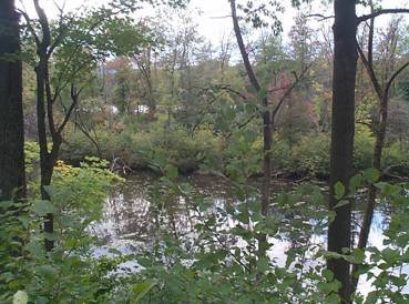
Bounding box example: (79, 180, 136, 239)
(19, 0, 409, 46)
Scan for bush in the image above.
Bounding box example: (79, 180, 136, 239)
(61, 124, 222, 174)
(0, 159, 123, 303)
(292, 133, 330, 175)
(353, 127, 375, 170)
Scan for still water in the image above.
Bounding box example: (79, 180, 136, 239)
(90, 173, 407, 296)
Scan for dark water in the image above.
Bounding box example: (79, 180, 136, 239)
(89, 173, 407, 295)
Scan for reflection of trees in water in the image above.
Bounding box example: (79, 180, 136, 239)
(92, 176, 154, 245)
(93, 174, 393, 262)
(94, 175, 239, 249)
(351, 192, 393, 248)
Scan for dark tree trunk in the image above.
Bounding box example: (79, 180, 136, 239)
(0, 0, 25, 202)
(229, 0, 272, 257)
(35, 56, 54, 251)
(327, 0, 358, 303)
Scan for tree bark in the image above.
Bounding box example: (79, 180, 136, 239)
(327, 1, 358, 303)
(32, 0, 63, 251)
(0, 0, 25, 202)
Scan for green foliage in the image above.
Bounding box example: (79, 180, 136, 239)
(352, 182, 409, 303)
(61, 123, 409, 179)
(9, 2, 409, 303)
(292, 132, 330, 175)
(61, 122, 223, 174)
(121, 178, 334, 304)
(354, 127, 375, 170)
(237, 0, 284, 33)
(0, 159, 123, 303)
(2, 155, 409, 303)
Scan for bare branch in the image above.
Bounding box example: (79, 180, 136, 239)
(45, 64, 59, 140)
(358, 9, 409, 24)
(210, 15, 232, 20)
(214, 85, 248, 100)
(356, 120, 373, 130)
(385, 61, 409, 97)
(48, 17, 75, 56)
(33, 0, 51, 54)
(272, 65, 311, 120)
(367, 1, 375, 66)
(57, 84, 83, 134)
(306, 14, 334, 21)
(356, 41, 383, 101)
(18, 9, 40, 47)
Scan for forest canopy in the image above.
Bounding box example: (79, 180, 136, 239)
(1, 0, 409, 303)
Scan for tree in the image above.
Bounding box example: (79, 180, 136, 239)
(112, 58, 133, 115)
(327, 1, 358, 302)
(229, 0, 308, 256)
(352, 15, 409, 292)
(21, 0, 148, 251)
(20, 0, 190, 251)
(327, 1, 409, 302)
(23, 0, 86, 251)
(0, 0, 25, 202)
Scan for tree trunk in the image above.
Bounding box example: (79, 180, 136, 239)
(0, 0, 25, 202)
(351, 11, 409, 289)
(229, 0, 272, 257)
(327, 0, 358, 303)
(351, 90, 388, 290)
(36, 56, 62, 251)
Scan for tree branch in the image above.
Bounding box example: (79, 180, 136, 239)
(33, 0, 51, 55)
(229, 0, 261, 92)
(18, 9, 40, 47)
(367, 1, 375, 66)
(356, 41, 383, 101)
(385, 61, 409, 98)
(306, 14, 334, 21)
(213, 85, 248, 100)
(57, 84, 82, 134)
(272, 65, 311, 120)
(358, 9, 409, 24)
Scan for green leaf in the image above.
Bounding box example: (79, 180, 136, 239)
(348, 248, 365, 264)
(325, 293, 340, 304)
(382, 248, 400, 265)
(365, 291, 378, 304)
(164, 164, 178, 180)
(131, 280, 156, 303)
(334, 182, 345, 200)
(334, 200, 350, 209)
(36, 265, 58, 278)
(31, 200, 57, 216)
(363, 168, 380, 183)
(349, 174, 363, 192)
(256, 257, 270, 273)
(322, 269, 334, 281)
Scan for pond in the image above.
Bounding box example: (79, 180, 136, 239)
(90, 173, 407, 296)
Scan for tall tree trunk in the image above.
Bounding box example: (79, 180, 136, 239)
(351, 16, 409, 290)
(35, 59, 55, 251)
(229, 0, 272, 256)
(328, 0, 358, 303)
(0, 0, 25, 202)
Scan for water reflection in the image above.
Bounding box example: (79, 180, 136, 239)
(90, 174, 408, 295)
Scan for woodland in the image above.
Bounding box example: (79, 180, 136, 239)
(1, 0, 409, 303)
